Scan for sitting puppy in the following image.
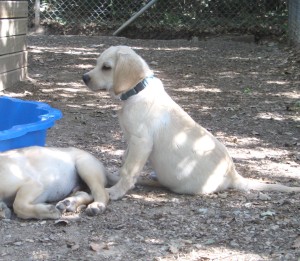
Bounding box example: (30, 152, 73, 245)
(0, 146, 108, 219)
(82, 45, 300, 200)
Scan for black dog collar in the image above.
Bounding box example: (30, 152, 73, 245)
(120, 75, 154, 101)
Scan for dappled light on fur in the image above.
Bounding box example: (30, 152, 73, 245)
(81, 45, 300, 200)
(1, 35, 299, 260)
(7, 164, 23, 179)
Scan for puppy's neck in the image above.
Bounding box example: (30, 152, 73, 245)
(120, 75, 154, 101)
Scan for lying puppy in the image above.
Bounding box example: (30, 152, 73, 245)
(0, 146, 108, 219)
(82, 45, 300, 200)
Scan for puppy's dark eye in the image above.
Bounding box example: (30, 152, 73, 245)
(102, 65, 111, 71)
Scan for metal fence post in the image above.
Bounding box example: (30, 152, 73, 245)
(113, 0, 158, 36)
(34, 0, 40, 31)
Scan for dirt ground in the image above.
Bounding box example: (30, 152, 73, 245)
(1, 35, 300, 261)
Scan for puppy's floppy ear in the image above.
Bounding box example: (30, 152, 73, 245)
(113, 51, 147, 95)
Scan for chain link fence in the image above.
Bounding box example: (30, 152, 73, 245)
(28, 0, 288, 40)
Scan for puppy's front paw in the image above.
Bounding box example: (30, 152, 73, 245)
(86, 202, 106, 216)
(106, 187, 125, 200)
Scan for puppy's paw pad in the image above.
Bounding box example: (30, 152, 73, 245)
(55, 200, 70, 212)
(56, 199, 76, 213)
(86, 202, 106, 216)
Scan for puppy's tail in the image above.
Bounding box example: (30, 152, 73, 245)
(231, 171, 300, 193)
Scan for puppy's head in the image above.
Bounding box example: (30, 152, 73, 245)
(82, 46, 151, 98)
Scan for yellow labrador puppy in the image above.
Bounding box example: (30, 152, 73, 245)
(83, 45, 300, 200)
(0, 146, 108, 219)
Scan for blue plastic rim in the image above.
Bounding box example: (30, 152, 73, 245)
(0, 96, 63, 151)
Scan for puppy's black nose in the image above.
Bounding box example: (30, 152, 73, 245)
(82, 73, 90, 84)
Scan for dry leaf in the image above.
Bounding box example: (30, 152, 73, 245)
(90, 242, 107, 252)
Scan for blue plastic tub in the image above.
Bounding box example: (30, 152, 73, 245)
(0, 96, 62, 152)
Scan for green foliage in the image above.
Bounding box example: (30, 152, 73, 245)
(243, 87, 253, 94)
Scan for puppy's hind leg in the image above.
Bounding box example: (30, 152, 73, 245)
(13, 181, 61, 220)
(75, 152, 109, 216)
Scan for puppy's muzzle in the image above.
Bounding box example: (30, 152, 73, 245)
(82, 73, 91, 85)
